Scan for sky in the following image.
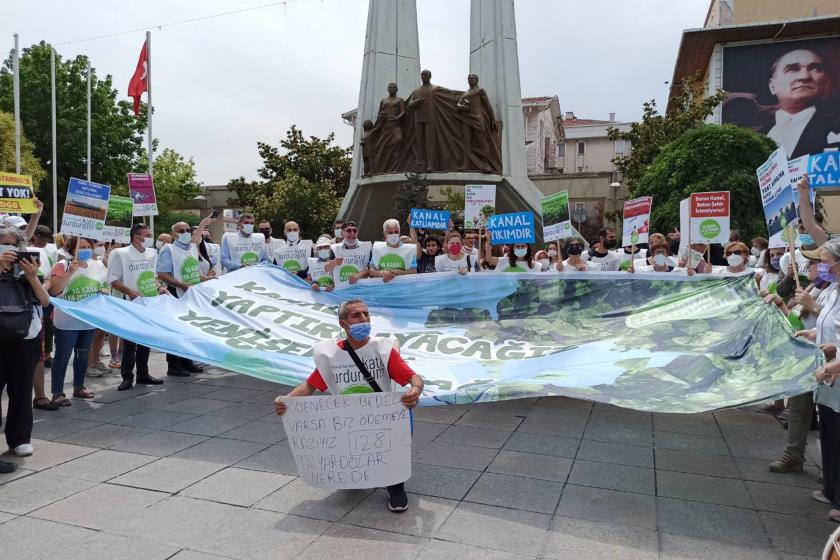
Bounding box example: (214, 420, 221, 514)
(6, 0, 710, 185)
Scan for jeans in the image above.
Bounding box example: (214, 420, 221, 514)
(121, 339, 150, 381)
(0, 337, 40, 448)
(51, 328, 96, 395)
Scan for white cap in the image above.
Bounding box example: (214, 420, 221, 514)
(315, 235, 333, 248)
(3, 215, 27, 229)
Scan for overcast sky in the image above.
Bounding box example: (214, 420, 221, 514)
(6, 0, 709, 185)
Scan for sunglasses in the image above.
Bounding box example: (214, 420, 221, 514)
(567, 244, 583, 250)
(725, 250, 745, 256)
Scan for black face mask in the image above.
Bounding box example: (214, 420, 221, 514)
(603, 239, 618, 250)
(567, 245, 583, 256)
(259, 228, 271, 237)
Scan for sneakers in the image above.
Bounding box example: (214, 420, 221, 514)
(12, 443, 34, 457)
(814, 490, 832, 504)
(0, 460, 15, 474)
(86, 363, 109, 378)
(768, 455, 804, 473)
(387, 483, 408, 513)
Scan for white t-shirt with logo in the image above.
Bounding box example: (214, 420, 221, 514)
(54, 259, 108, 330)
(588, 250, 620, 271)
(308, 257, 335, 288)
(275, 239, 313, 274)
(434, 254, 470, 273)
(222, 232, 265, 270)
(162, 243, 201, 297)
(311, 338, 401, 395)
(370, 242, 417, 271)
(331, 241, 372, 288)
(107, 245, 159, 299)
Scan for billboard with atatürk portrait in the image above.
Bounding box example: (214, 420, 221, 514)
(721, 36, 840, 159)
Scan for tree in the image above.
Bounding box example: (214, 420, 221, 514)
(0, 42, 146, 220)
(608, 76, 727, 189)
(392, 172, 429, 229)
(0, 111, 46, 183)
(634, 124, 776, 238)
(439, 186, 465, 219)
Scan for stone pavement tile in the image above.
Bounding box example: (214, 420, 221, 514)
(413, 404, 470, 424)
(111, 409, 199, 430)
(342, 491, 458, 537)
(71, 401, 146, 423)
(655, 448, 740, 478)
(93, 385, 155, 403)
(0, 472, 95, 514)
(503, 432, 580, 458)
(658, 533, 772, 560)
(721, 432, 781, 461)
(296, 523, 426, 560)
(180, 467, 294, 507)
(516, 414, 588, 438)
(0, 512, 15, 524)
(654, 431, 730, 455)
(254, 478, 371, 521)
(165, 414, 252, 437)
(760, 511, 837, 557)
(57, 423, 152, 448)
(555, 484, 656, 530)
(455, 409, 524, 431)
(588, 405, 652, 429)
(31, 417, 102, 440)
(0, 466, 35, 485)
(414, 441, 499, 471)
(652, 412, 721, 436)
(170, 551, 237, 560)
(1, 439, 94, 471)
(576, 439, 653, 468)
(568, 459, 655, 495)
(44, 449, 157, 482)
(486, 450, 572, 482)
(411, 420, 448, 444)
(212, 401, 274, 421)
(416, 540, 534, 560)
(479, 397, 539, 416)
(656, 496, 769, 548)
(735, 456, 823, 488)
(715, 408, 777, 429)
(746, 480, 829, 517)
(434, 501, 551, 556)
(173, 437, 267, 465)
(404, 462, 482, 500)
(583, 423, 653, 446)
(534, 396, 593, 412)
(110, 430, 208, 456)
(200, 387, 266, 403)
(244, 390, 284, 405)
(161, 397, 232, 415)
(110, 458, 224, 493)
(656, 470, 753, 508)
(436, 425, 511, 449)
(31, 482, 166, 530)
(464, 472, 563, 514)
(543, 515, 658, 560)
(235, 443, 298, 475)
(218, 420, 286, 444)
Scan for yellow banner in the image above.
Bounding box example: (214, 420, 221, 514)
(0, 172, 36, 213)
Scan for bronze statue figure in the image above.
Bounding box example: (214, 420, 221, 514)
(456, 74, 500, 173)
(407, 70, 438, 171)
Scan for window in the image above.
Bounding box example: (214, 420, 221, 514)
(557, 143, 566, 157)
(577, 141, 586, 156)
(614, 139, 626, 155)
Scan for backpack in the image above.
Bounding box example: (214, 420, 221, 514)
(0, 272, 35, 340)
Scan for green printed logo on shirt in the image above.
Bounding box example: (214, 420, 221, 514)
(64, 276, 101, 302)
(241, 252, 259, 266)
(137, 270, 158, 297)
(341, 385, 375, 395)
(339, 265, 359, 282)
(282, 259, 302, 273)
(181, 256, 200, 285)
(316, 275, 334, 288)
(504, 265, 526, 272)
(378, 253, 407, 271)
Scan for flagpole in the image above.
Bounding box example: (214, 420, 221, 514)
(86, 59, 91, 181)
(146, 31, 154, 235)
(51, 47, 58, 231)
(13, 33, 21, 173)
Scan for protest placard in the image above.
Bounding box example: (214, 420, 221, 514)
(410, 208, 450, 230)
(128, 173, 158, 216)
(102, 195, 134, 243)
(60, 178, 111, 239)
(0, 172, 37, 213)
(807, 152, 840, 188)
(622, 197, 652, 246)
(488, 211, 536, 245)
(689, 191, 730, 245)
(757, 149, 799, 249)
(789, 155, 817, 214)
(465, 184, 496, 229)
(540, 191, 572, 242)
(282, 392, 412, 490)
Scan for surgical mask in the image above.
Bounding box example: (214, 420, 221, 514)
(449, 244, 462, 256)
(537, 258, 549, 269)
(513, 248, 527, 258)
(548, 249, 558, 258)
(77, 248, 93, 261)
(318, 249, 331, 260)
(155, 240, 164, 250)
(334, 228, 343, 238)
(727, 254, 744, 267)
(653, 253, 667, 267)
(567, 245, 583, 256)
(386, 233, 400, 245)
(800, 233, 814, 246)
(94, 246, 106, 257)
(347, 321, 371, 341)
(770, 256, 781, 270)
(286, 231, 300, 242)
(242, 224, 254, 235)
(818, 263, 837, 283)
(751, 247, 762, 258)
(177, 232, 192, 245)
(604, 240, 617, 250)
(142, 238, 154, 249)
(0, 244, 16, 254)
(344, 239, 358, 248)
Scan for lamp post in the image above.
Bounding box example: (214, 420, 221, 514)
(610, 181, 621, 228)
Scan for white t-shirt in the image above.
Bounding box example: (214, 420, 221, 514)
(558, 259, 603, 273)
(311, 338, 399, 395)
(588, 251, 621, 271)
(107, 245, 159, 299)
(53, 259, 108, 330)
(274, 239, 313, 273)
(435, 254, 469, 273)
(493, 256, 537, 272)
(370, 242, 416, 271)
(222, 232, 265, 271)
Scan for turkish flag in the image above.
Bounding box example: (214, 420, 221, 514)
(127, 41, 148, 116)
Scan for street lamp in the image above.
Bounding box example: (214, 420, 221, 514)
(610, 181, 621, 229)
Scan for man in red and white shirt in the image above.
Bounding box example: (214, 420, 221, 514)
(274, 298, 423, 512)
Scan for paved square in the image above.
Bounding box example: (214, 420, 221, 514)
(1, 352, 835, 559)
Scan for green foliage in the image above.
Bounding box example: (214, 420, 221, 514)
(155, 211, 200, 233)
(608, 75, 727, 189)
(634, 124, 776, 238)
(0, 110, 45, 183)
(392, 172, 429, 229)
(244, 172, 341, 239)
(439, 186, 465, 218)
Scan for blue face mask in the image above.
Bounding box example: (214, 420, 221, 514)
(347, 322, 371, 341)
(799, 233, 814, 246)
(77, 249, 93, 262)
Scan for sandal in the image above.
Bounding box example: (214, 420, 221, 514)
(108, 359, 121, 369)
(51, 394, 72, 407)
(73, 388, 96, 399)
(33, 397, 59, 411)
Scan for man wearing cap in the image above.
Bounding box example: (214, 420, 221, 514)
(370, 219, 417, 283)
(308, 235, 336, 291)
(327, 221, 372, 287)
(221, 213, 265, 272)
(274, 221, 312, 278)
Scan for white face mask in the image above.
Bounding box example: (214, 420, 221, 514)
(286, 231, 300, 242)
(143, 238, 155, 249)
(242, 223, 255, 235)
(386, 233, 400, 245)
(751, 247, 761, 258)
(94, 246, 106, 257)
(318, 249, 331, 260)
(177, 232, 192, 245)
(155, 240, 164, 250)
(727, 254, 744, 267)
(653, 253, 667, 267)
(513, 248, 527, 258)
(548, 249, 558, 258)
(537, 258, 549, 269)
(0, 244, 17, 254)
(334, 228, 343, 238)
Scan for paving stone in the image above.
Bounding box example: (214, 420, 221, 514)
(297, 523, 425, 560)
(0, 512, 15, 524)
(112, 409, 199, 430)
(436, 425, 511, 449)
(657, 470, 753, 508)
(734, 456, 823, 488)
(109, 429, 208, 456)
(654, 431, 730, 455)
(404, 462, 482, 500)
(588, 406, 652, 429)
(746, 480, 830, 517)
(655, 447, 740, 478)
(652, 412, 721, 436)
(110, 458, 224, 493)
(411, 420, 448, 444)
(342, 490, 458, 537)
(165, 414, 252, 437)
(544, 515, 658, 560)
(486, 450, 572, 482)
(659, 533, 772, 560)
(173, 437, 267, 465)
(534, 396, 593, 412)
(416, 540, 533, 560)
(434, 501, 551, 556)
(213, 401, 275, 421)
(516, 414, 588, 438)
(455, 409, 524, 431)
(57, 423, 152, 448)
(1, 439, 95, 471)
(200, 387, 266, 403)
(254, 478, 371, 521)
(235, 443, 299, 475)
(44, 449, 157, 482)
(169, 551, 235, 560)
(218, 420, 287, 444)
(555, 484, 657, 530)
(464, 472, 563, 514)
(31, 482, 166, 530)
(720, 433, 779, 460)
(178, 466, 293, 506)
(0, 466, 36, 485)
(413, 405, 470, 424)
(414, 440, 499, 471)
(576, 439, 653, 468)
(503, 432, 580, 458)
(583, 423, 653, 446)
(0, 472, 95, 514)
(760, 511, 838, 557)
(70, 402, 145, 423)
(161, 397, 233, 415)
(656, 496, 769, 547)
(568, 459, 655, 495)
(31, 417, 102, 440)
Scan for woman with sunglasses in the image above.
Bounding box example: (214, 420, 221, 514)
(716, 242, 752, 274)
(554, 237, 601, 272)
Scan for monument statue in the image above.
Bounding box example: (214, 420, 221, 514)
(407, 69, 438, 170)
(456, 74, 501, 173)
